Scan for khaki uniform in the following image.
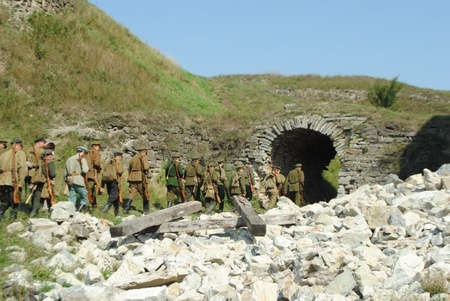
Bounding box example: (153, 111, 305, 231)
(0, 148, 27, 219)
(85, 148, 102, 206)
(183, 162, 203, 202)
(26, 146, 44, 184)
(101, 157, 124, 215)
(283, 168, 305, 206)
(202, 168, 218, 214)
(261, 172, 278, 209)
(229, 170, 246, 197)
(125, 152, 150, 213)
(215, 165, 228, 211)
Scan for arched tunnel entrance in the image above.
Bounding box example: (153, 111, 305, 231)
(271, 128, 338, 203)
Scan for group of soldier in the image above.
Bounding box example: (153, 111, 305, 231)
(0, 137, 305, 220)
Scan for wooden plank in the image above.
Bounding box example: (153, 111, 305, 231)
(110, 201, 202, 237)
(154, 214, 296, 234)
(232, 195, 266, 236)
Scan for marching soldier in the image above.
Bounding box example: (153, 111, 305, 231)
(25, 137, 46, 192)
(243, 160, 256, 201)
(202, 162, 219, 214)
(29, 149, 56, 217)
(0, 139, 27, 219)
(164, 153, 185, 207)
(124, 145, 150, 214)
(85, 141, 103, 208)
(101, 151, 124, 215)
(183, 156, 203, 202)
(65, 146, 89, 211)
(229, 163, 246, 198)
(283, 163, 305, 206)
(215, 158, 228, 212)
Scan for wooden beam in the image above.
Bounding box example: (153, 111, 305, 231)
(232, 195, 266, 236)
(153, 214, 296, 234)
(110, 201, 202, 237)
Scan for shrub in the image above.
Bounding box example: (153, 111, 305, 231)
(368, 76, 402, 109)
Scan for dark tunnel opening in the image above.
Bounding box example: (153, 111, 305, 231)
(271, 128, 338, 203)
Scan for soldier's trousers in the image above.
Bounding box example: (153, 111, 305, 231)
(287, 191, 302, 206)
(0, 185, 19, 219)
(183, 185, 196, 202)
(167, 185, 182, 206)
(128, 182, 149, 212)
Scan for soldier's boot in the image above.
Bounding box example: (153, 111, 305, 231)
(0, 204, 8, 220)
(113, 204, 119, 216)
(143, 199, 150, 214)
(123, 199, 132, 214)
(102, 203, 112, 213)
(10, 207, 18, 220)
(30, 208, 38, 217)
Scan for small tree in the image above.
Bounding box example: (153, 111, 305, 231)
(368, 76, 402, 109)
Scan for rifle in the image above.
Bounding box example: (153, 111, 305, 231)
(79, 154, 94, 204)
(12, 149, 20, 204)
(25, 184, 37, 205)
(140, 156, 150, 200)
(45, 160, 56, 206)
(115, 159, 123, 204)
(93, 169, 103, 195)
(174, 163, 187, 200)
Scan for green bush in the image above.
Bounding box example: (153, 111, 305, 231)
(368, 76, 402, 109)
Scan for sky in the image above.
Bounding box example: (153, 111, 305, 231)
(88, 1, 450, 91)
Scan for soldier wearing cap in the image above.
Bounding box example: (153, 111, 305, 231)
(0, 138, 27, 219)
(65, 146, 89, 211)
(228, 163, 246, 198)
(164, 153, 185, 207)
(243, 160, 256, 201)
(202, 162, 219, 214)
(85, 140, 103, 208)
(283, 163, 305, 206)
(29, 149, 56, 217)
(25, 137, 46, 191)
(183, 156, 203, 203)
(261, 165, 285, 209)
(101, 150, 124, 215)
(215, 158, 228, 212)
(124, 145, 150, 214)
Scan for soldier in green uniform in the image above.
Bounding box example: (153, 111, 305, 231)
(124, 145, 150, 214)
(85, 141, 103, 208)
(0, 139, 27, 219)
(243, 161, 256, 201)
(283, 163, 305, 206)
(215, 158, 228, 212)
(202, 162, 219, 214)
(183, 156, 203, 202)
(261, 165, 285, 209)
(164, 153, 185, 207)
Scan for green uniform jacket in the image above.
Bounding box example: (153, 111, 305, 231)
(216, 167, 228, 186)
(0, 149, 27, 186)
(128, 153, 150, 182)
(165, 161, 185, 187)
(283, 169, 305, 193)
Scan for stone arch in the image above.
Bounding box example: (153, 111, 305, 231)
(245, 114, 348, 203)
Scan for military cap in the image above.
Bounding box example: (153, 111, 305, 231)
(91, 141, 102, 147)
(244, 160, 251, 164)
(236, 165, 244, 171)
(136, 145, 148, 151)
(34, 137, 46, 143)
(114, 151, 123, 157)
(217, 158, 224, 163)
(191, 156, 199, 161)
(42, 149, 53, 156)
(295, 163, 303, 167)
(0, 140, 7, 145)
(273, 166, 281, 170)
(171, 152, 181, 158)
(11, 138, 22, 145)
(76, 146, 88, 153)
(207, 162, 215, 167)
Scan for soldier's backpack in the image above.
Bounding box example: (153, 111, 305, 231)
(101, 160, 116, 183)
(31, 162, 47, 184)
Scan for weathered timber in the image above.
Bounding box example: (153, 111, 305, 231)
(232, 195, 266, 236)
(154, 214, 296, 234)
(110, 201, 202, 237)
